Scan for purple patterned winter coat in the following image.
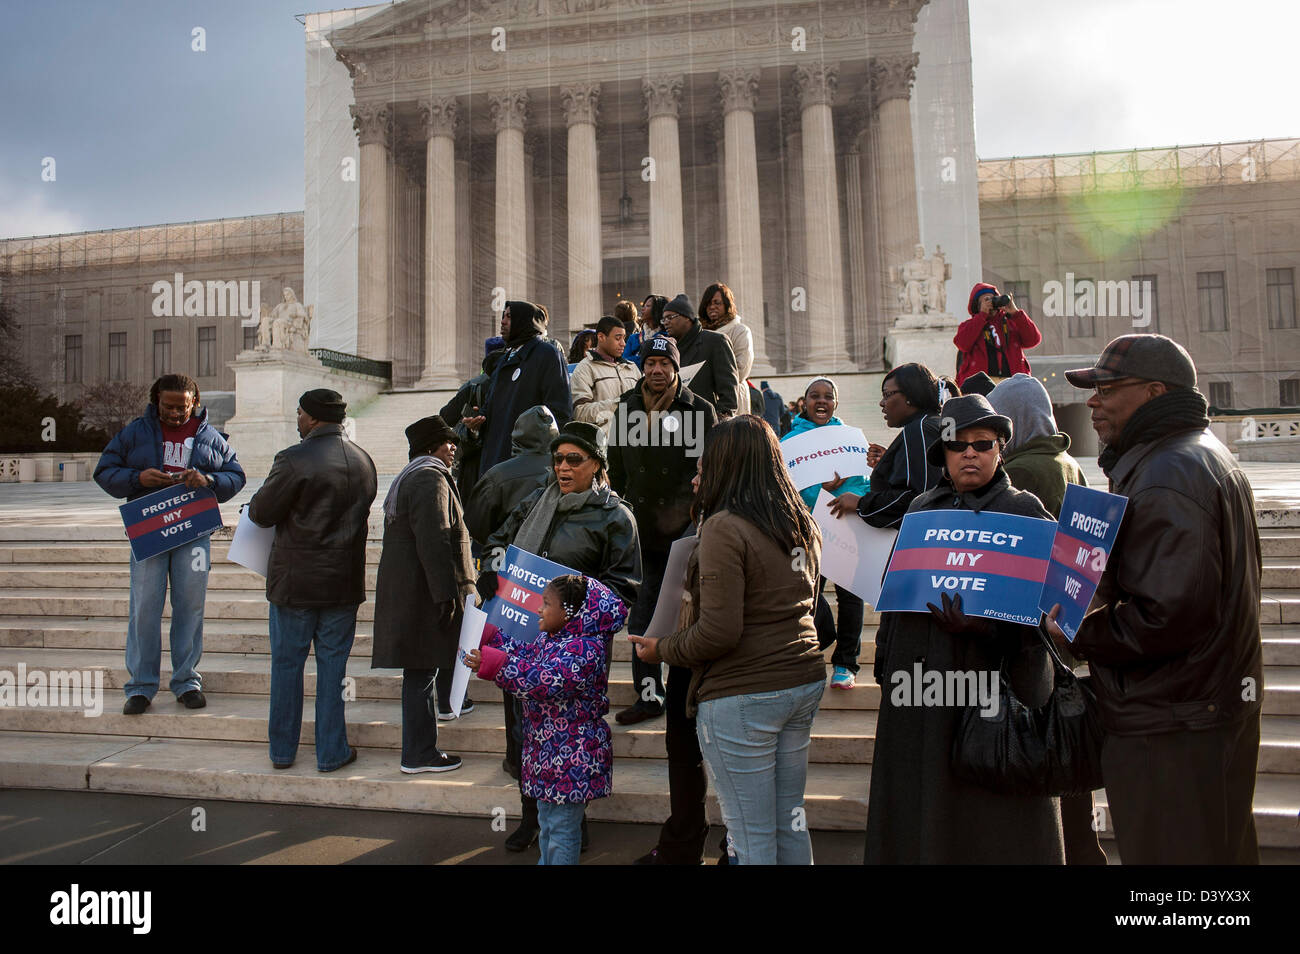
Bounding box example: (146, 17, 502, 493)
(477, 577, 628, 804)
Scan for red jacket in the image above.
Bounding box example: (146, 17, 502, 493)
(953, 282, 1041, 385)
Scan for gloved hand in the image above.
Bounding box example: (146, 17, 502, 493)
(475, 570, 499, 603)
(925, 592, 995, 637)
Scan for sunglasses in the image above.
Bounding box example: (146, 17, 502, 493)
(552, 452, 591, 467)
(942, 439, 998, 453)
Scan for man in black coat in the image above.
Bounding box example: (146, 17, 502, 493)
(478, 301, 572, 474)
(247, 389, 378, 772)
(465, 405, 558, 547)
(371, 415, 476, 773)
(1051, 335, 1263, 864)
(440, 338, 506, 502)
(660, 293, 739, 418)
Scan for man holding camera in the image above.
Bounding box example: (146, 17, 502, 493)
(954, 282, 1041, 387)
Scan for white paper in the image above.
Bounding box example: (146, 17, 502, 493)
(781, 424, 871, 490)
(678, 360, 705, 387)
(643, 535, 699, 640)
(450, 595, 488, 718)
(812, 490, 897, 608)
(227, 506, 275, 577)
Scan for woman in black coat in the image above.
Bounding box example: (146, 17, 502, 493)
(478, 420, 642, 853)
(371, 416, 476, 774)
(864, 395, 1064, 863)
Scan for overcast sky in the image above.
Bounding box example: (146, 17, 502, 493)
(1, 0, 1296, 238)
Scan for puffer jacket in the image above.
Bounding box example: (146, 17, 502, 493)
(485, 481, 642, 609)
(1073, 428, 1262, 736)
(94, 404, 245, 503)
(247, 423, 378, 607)
(477, 576, 628, 804)
(953, 282, 1041, 385)
(781, 413, 870, 510)
(464, 405, 558, 546)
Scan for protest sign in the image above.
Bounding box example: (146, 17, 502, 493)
(486, 546, 581, 644)
(781, 424, 871, 490)
(643, 535, 698, 640)
(1038, 484, 1128, 641)
(812, 490, 896, 607)
(451, 596, 488, 717)
(227, 504, 274, 576)
(119, 484, 223, 562)
(875, 510, 1057, 624)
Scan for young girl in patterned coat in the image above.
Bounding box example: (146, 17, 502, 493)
(466, 573, 627, 864)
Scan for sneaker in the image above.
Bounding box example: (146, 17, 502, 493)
(122, 695, 150, 715)
(437, 698, 474, 721)
(401, 752, 463, 774)
(178, 689, 207, 709)
(830, 667, 856, 690)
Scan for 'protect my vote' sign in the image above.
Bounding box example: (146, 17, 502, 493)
(486, 546, 580, 644)
(119, 484, 223, 561)
(1037, 484, 1128, 641)
(875, 510, 1057, 625)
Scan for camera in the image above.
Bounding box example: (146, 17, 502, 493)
(992, 293, 1012, 309)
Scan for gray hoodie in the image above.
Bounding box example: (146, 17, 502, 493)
(988, 373, 1057, 455)
(465, 405, 559, 544)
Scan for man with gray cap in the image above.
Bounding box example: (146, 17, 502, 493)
(248, 388, 379, 772)
(660, 293, 740, 418)
(1048, 334, 1262, 864)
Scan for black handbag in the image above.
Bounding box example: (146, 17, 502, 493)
(951, 627, 1105, 797)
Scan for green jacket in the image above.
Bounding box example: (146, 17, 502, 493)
(1002, 434, 1086, 519)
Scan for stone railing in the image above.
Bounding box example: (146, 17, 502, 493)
(1210, 412, 1300, 461)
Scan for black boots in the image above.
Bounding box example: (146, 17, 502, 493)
(505, 795, 540, 852)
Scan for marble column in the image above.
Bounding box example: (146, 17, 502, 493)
(782, 98, 807, 372)
(643, 74, 685, 295)
(351, 102, 392, 361)
(562, 83, 603, 333)
(490, 90, 529, 303)
(871, 53, 922, 310)
(417, 97, 460, 388)
(718, 67, 773, 374)
(793, 63, 847, 373)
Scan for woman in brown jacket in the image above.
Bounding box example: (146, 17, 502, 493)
(631, 416, 825, 864)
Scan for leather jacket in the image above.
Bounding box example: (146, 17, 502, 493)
(247, 423, 379, 608)
(1073, 428, 1262, 735)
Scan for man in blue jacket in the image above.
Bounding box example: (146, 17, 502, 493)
(94, 373, 246, 715)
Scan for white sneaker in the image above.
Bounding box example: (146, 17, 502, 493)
(830, 667, 856, 690)
(437, 698, 474, 721)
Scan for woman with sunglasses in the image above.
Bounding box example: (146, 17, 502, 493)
(479, 420, 642, 855)
(864, 394, 1063, 864)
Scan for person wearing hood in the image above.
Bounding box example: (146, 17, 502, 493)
(478, 420, 642, 854)
(440, 337, 508, 502)
(371, 416, 476, 773)
(988, 373, 1087, 520)
(94, 373, 247, 714)
(478, 300, 573, 475)
(782, 377, 869, 690)
(570, 315, 642, 433)
(660, 293, 740, 417)
(953, 283, 1041, 387)
(698, 282, 753, 415)
(865, 394, 1063, 864)
(465, 405, 560, 548)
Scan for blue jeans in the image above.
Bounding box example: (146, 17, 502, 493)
(268, 603, 357, 770)
(537, 801, 586, 865)
(125, 536, 210, 699)
(695, 679, 825, 865)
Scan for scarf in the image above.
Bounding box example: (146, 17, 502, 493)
(700, 311, 733, 333)
(1097, 388, 1210, 477)
(382, 455, 447, 525)
(641, 375, 678, 415)
(513, 480, 599, 555)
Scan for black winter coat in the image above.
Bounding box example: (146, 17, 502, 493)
(865, 468, 1064, 864)
(247, 424, 378, 608)
(440, 372, 492, 501)
(464, 407, 557, 546)
(371, 464, 475, 671)
(486, 482, 642, 610)
(479, 336, 572, 474)
(857, 410, 943, 529)
(675, 323, 739, 417)
(607, 381, 716, 554)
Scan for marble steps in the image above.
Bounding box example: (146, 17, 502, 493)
(0, 648, 888, 711)
(2, 731, 1298, 846)
(1261, 530, 1300, 557)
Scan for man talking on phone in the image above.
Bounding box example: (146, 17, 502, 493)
(94, 373, 246, 715)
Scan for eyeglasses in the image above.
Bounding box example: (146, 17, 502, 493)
(942, 439, 998, 454)
(1093, 379, 1147, 400)
(552, 452, 591, 467)
(881, 389, 904, 400)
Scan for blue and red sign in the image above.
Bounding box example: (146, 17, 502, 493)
(1038, 484, 1128, 641)
(119, 484, 224, 561)
(486, 546, 580, 644)
(875, 510, 1058, 625)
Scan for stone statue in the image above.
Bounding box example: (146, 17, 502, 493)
(257, 287, 314, 354)
(890, 244, 951, 316)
